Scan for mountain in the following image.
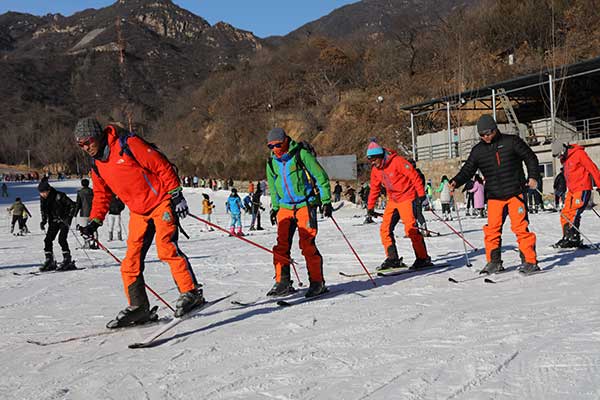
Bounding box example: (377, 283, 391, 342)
(0, 0, 262, 129)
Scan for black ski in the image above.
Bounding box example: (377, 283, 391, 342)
(448, 267, 514, 284)
(13, 267, 85, 276)
(231, 290, 303, 308)
(484, 268, 546, 283)
(129, 292, 236, 349)
(377, 263, 451, 277)
(277, 289, 343, 307)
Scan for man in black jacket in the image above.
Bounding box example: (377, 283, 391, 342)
(553, 167, 566, 209)
(76, 178, 97, 249)
(38, 181, 77, 271)
(450, 115, 540, 275)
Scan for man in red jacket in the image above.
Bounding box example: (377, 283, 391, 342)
(551, 139, 600, 248)
(366, 139, 432, 270)
(74, 118, 203, 328)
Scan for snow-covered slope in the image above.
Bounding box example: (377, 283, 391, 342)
(1, 180, 599, 399)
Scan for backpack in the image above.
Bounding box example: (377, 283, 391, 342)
(91, 129, 178, 180)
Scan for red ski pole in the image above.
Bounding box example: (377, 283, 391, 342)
(330, 216, 376, 287)
(429, 209, 478, 251)
(188, 213, 304, 286)
(92, 238, 176, 313)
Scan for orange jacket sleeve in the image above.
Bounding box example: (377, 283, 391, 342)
(126, 136, 181, 194)
(579, 150, 600, 187)
(367, 168, 382, 209)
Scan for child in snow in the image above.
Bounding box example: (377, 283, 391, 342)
(436, 175, 452, 220)
(201, 193, 215, 231)
(225, 188, 243, 236)
(7, 197, 31, 235)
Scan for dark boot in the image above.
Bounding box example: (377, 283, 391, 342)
(108, 232, 113, 241)
(106, 305, 159, 329)
(377, 257, 407, 271)
(304, 281, 328, 298)
(554, 224, 572, 248)
(410, 256, 433, 270)
(117, 232, 123, 241)
(40, 251, 56, 272)
(520, 262, 541, 275)
(480, 248, 503, 274)
(266, 280, 297, 296)
(175, 288, 206, 317)
(57, 252, 76, 271)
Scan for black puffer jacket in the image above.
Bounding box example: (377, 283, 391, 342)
(76, 186, 94, 217)
(40, 188, 76, 225)
(452, 133, 539, 200)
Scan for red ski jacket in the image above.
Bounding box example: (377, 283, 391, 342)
(367, 150, 424, 209)
(563, 144, 600, 192)
(89, 126, 180, 222)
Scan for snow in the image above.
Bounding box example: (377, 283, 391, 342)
(1, 179, 600, 400)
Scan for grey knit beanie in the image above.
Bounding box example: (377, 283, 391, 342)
(267, 127, 287, 143)
(476, 114, 498, 134)
(74, 118, 104, 140)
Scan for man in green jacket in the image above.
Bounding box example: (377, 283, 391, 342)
(266, 128, 332, 298)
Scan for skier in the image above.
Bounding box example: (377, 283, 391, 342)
(462, 178, 475, 216)
(75, 178, 97, 249)
(74, 117, 203, 326)
(242, 193, 252, 214)
(553, 167, 566, 209)
(449, 114, 540, 274)
(333, 181, 343, 202)
(425, 179, 433, 210)
(409, 159, 429, 236)
(38, 181, 77, 271)
(366, 139, 431, 270)
(266, 127, 332, 297)
(249, 187, 265, 231)
(436, 176, 452, 220)
(107, 194, 125, 241)
(7, 197, 31, 235)
(551, 139, 600, 248)
(201, 193, 215, 231)
(1, 182, 8, 197)
(226, 188, 244, 236)
(469, 175, 485, 218)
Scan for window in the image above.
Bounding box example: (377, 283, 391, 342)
(539, 162, 553, 178)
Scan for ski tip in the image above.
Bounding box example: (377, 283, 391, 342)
(448, 277, 458, 283)
(277, 300, 292, 307)
(128, 342, 147, 349)
(484, 278, 496, 284)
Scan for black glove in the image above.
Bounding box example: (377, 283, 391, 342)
(40, 221, 46, 231)
(171, 190, 189, 219)
(323, 203, 333, 218)
(367, 208, 379, 218)
(79, 220, 100, 239)
(270, 209, 278, 226)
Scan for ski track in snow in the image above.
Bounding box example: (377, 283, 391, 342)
(1, 180, 600, 399)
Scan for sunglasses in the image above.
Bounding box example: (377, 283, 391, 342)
(479, 129, 495, 137)
(368, 156, 384, 162)
(268, 142, 283, 149)
(77, 137, 95, 147)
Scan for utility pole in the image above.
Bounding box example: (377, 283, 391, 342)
(26, 149, 30, 170)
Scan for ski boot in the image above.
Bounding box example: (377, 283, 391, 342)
(266, 280, 297, 297)
(376, 257, 406, 271)
(304, 281, 328, 298)
(108, 232, 113, 241)
(479, 261, 504, 275)
(117, 232, 123, 241)
(256, 226, 264, 231)
(39, 252, 57, 272)
(249, 226, 256, 231)
(519, 262, 541, 275)
(175, 288, 206, 317)
(56, 252, 77, 271)
(106, 305, 159, 329)
(410, 256, 434, 270)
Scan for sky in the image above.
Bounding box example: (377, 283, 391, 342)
(0, 0, 359, 38)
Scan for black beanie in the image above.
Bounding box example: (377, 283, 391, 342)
(38, 181, 51, 192)
(74, 118, 104, 140)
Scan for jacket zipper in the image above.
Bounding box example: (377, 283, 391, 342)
(281, 161, 296, 203)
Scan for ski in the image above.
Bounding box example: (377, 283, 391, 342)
(128, 292, 236, 349)
(448, 267, 515, 284)
(339, 262, 408, 278)
(377, 263, 451, 277)
(231, 291, 303, 308)
(277, 289, 343, 307)
(484, 269, 546, 284)
(27, 315, 168, 346)
(13, 267, 85, 276)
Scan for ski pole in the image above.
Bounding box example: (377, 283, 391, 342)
(188, 213, 304, 286)
(536, 189, 599, 250)
(591, 207, 600, 220)
(429, 209, 477, 251)
(90, 235, 175, 312)
(454, 206, 472, 267)
(67, 225, 97, 268)
(330, 216, 376, 287)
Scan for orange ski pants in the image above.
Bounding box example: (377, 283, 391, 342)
(121, 199, 198, 307)
(380, 198, 428, 259)
(273, 206, 323, 283)
(484, 195, 537, 264)
(560, 190, 591, 229)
